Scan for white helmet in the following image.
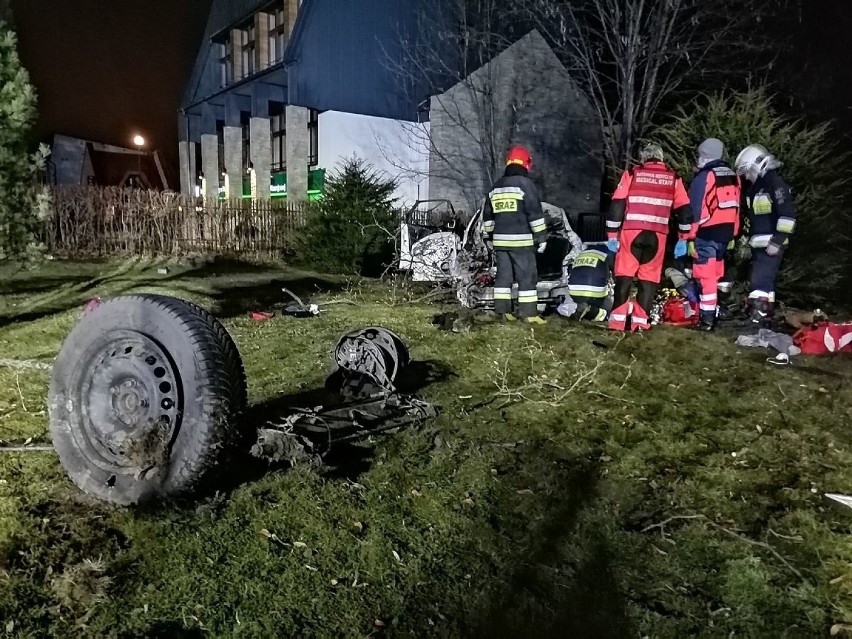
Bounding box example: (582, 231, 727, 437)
(735, 144, 777, 182)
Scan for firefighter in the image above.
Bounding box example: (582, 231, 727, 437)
(482, 146, 547, 324)
(567, 247, 613, 321)
(605, 144, 692, 332)
(734, 144, 797, 325)
(686, 138, 741, 331)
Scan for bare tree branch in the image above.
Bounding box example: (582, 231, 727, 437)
(525, 0, 800, 172)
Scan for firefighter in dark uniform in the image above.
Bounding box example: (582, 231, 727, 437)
(734, 144, 798, 325)
(482, 146, 547, 324)
(567, 247, 613, 321)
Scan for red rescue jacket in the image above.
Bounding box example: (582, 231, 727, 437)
(607, 162, 691, 239)
(689, 163, 741, 240)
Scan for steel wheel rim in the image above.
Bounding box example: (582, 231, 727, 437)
(72, 330, 182, 474)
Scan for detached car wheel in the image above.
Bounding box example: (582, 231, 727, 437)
(48, 295, 248, 505)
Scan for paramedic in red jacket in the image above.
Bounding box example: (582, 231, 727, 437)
(605, 144, 692, 332)
(686, 138, 741, 331)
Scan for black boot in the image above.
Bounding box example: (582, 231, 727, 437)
(749, 298, 773, 326)
(716, 305, 733, 322)
(696, 315, 715, 332)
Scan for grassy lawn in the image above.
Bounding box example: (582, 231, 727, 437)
(0, 257, 851, 638)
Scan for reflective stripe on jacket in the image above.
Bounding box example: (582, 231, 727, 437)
(481, 167, 546, 251)
(607, 161, 691, 239)
(746, 169, 797, 248)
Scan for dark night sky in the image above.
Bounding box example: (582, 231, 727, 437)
(8, 1, 852, 185)
(10, 0, 213, 185)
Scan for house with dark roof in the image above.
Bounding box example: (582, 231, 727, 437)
(179, 0, 602, 217)
(51, 134, 170, 190)
(179, 0, 444, 204)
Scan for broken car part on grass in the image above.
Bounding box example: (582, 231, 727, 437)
(248, 287, 321, 320)
(47, 295, 437, 506)
(252, 326, 438, 465)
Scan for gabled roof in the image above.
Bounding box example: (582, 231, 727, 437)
(181, 0, 273, 109)
(87, 144, 168, 190)
(205, 0, 271, 39)
(282, 0, 454, 122)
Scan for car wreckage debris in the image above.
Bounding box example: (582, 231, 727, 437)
(47, 295, 439, 505)
(253, 326, 439, 464)
(251, 393, 439, 465)
(334, 326, 410, 392)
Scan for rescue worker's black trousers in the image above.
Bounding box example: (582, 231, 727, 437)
(494, 249, 538, 317)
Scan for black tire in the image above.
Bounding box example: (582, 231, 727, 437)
(48, 294, 248, 505)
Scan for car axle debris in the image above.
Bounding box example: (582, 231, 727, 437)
(252, 326, 437, 464)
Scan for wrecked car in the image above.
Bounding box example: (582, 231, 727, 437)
(454, 201, 588, 310)
(399, 200, 603, 311)
(398, 200, 465, 283)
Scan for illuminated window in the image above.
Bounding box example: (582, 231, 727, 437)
(218, 42, 232, 88)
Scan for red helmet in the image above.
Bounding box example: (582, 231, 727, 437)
(506, 146, 532, 171)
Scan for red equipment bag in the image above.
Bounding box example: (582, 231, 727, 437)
(793, 322, 852, 355)
(661, 298, 699, 327)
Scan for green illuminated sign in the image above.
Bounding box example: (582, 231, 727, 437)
(218, 168, 326, 202)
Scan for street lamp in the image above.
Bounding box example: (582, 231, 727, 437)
(133, 135, 145, 187)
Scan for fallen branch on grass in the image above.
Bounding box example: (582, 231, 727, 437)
(0, 446, 55, 453)
(482, 335, 607, 407)
(15, 373, 28, 413)
(642, 513, 805, 580)
(0, 438, 54, 453)
(0, 358, 53, 372)
(587, 390, 635, 403)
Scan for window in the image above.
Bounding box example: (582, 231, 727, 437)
(270, 107, 286, 172)
(194, 143, 202, 188)
(241, 23, 256, 78)
(308, 109, 319, 166)
(216, 119, 225, 175)
(241, 111, 252, 172)
(218, 42, 232, 88)
(268, 7, 287, 64)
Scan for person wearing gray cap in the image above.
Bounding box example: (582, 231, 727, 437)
(684, 138, 742, 331)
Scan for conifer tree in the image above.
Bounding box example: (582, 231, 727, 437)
(0, 6, 48, 261)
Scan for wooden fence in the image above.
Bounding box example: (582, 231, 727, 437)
(41, 187, 484, 260)
(44, 187, 309, 259)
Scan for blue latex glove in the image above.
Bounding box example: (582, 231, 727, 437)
(674, 239, 688, 259)
(606, 238, 619, 253)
